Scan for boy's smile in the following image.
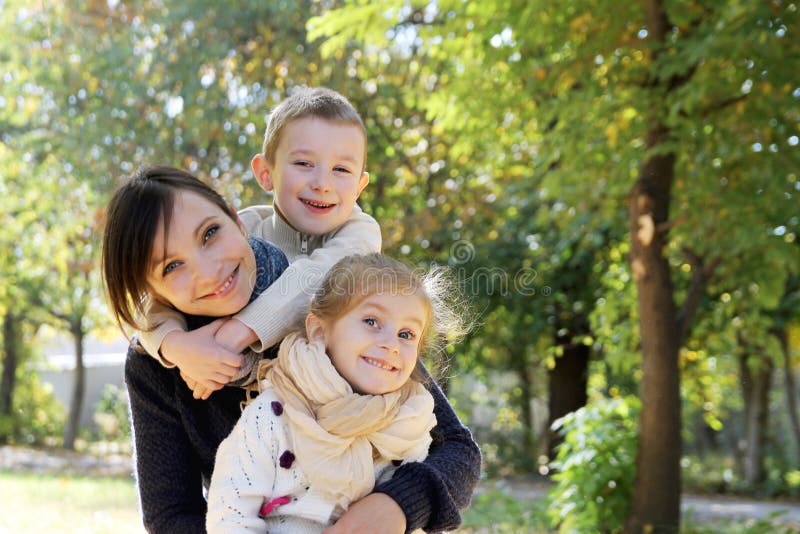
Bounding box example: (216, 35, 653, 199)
(251, 117, 369, 236)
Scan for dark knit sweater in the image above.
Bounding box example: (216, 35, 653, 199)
(125, 239, 481, 533)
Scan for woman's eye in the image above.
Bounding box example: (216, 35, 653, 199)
(163, 261, 180, 276)
(203, 225, 219, 243)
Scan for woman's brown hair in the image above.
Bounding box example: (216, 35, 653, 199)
(101, 165, 237, 332)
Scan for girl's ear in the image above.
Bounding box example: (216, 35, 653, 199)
(305, 313, 327, 342)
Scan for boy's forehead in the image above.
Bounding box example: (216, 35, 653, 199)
(281, 117, 366, 160)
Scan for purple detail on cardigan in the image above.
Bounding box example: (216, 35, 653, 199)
(259, 495, 292, 518)
(392, 459, 403, 466)
(271, 401, 283, 416)
(279, 450, 295, 469)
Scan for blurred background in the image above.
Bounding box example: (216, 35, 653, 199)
(1, 1, 798, 532)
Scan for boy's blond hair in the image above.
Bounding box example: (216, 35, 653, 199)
(262, 87, 367, 171)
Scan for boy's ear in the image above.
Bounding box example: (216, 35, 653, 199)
(305, 313, 327, 343)
(356, 171, 369, 198)
(251, 154, 274, 192)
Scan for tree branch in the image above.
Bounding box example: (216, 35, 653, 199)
(676, 247, 720, 345)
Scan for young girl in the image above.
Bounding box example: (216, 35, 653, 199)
(102, 165, 480, 533)
(207, 254, 463, 533)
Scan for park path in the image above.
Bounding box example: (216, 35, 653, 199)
(484, 477, 800, 526)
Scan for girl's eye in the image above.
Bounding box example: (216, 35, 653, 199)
(203, 224, 220, 243)
(294, 160, 312, 168)
(363, 317, 378, 327)
(399, 330, 416, 341)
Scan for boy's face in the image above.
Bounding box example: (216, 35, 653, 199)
(251, 117, 369, 236)
(146, 190, 257, 318)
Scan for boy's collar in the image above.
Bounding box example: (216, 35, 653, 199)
(272, 203, 300, 233)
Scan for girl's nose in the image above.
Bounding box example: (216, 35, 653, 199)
(379, 332, 400, 355)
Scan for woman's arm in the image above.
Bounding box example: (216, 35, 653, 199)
(125, 348, 208, 532)
(372, 364, 481, 532)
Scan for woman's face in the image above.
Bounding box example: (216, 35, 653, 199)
(146, 189, 257, 317)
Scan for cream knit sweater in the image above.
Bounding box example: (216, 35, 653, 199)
(206, 334, 435, 533)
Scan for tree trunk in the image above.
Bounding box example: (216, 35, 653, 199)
(739, 350, 774, 487)
(547, 340, 589, 461)
(514, 360, 535, 468)
(775, 328, 800, 466)
(0, 312, 21, 443)
(63, 320, 86, 450)
(624, 1, 682, 532)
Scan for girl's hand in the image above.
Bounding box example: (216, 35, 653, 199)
(160, 319, 244, 398)
(322, 493, 406, 534)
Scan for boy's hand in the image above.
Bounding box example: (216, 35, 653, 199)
(214, 318, 259, 354)
(160, 320, 244, 396)
(322, 493, 405, 534)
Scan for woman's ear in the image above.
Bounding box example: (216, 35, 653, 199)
(305, 313, 327, 343)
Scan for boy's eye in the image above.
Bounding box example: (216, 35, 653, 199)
(363, 317, 378, 327)
(294, 160, 312, 168)
(333, 166, 352, 174)
(203, 225, 219, 243)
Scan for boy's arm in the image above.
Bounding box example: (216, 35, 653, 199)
(137, 299, 244, 396)
(234, 205, 382, 352)
(136, 298, 187, 365)
(370, 364, 481, 532)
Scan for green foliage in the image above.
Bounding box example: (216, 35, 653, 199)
(548, 396, 640, 533)
(91, 385, 130, 442)
(1, 366, 65, 446)
(461, 488, 550, 533)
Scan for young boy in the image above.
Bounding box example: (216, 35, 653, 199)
(137, 87, 381, 398)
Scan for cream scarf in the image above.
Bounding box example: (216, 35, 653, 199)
(258, 332, 436, 508)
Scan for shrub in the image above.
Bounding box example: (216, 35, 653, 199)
(1, 368, 65, 445)
(547, 395, 640, 533)
(92, 384, 130, 442)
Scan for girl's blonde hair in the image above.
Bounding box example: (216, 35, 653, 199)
(308, 254, 469, 381)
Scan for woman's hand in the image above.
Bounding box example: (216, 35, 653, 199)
(322, 493, 406, 534)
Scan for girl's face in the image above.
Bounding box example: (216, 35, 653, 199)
(146, 189, 257, 317)
(307, 292, 428, 395)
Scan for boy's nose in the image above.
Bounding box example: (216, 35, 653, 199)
(309, 170, 332, 192)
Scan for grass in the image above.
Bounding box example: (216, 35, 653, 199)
(1, 469, 797, 534)
(0, 471, 144, 534)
